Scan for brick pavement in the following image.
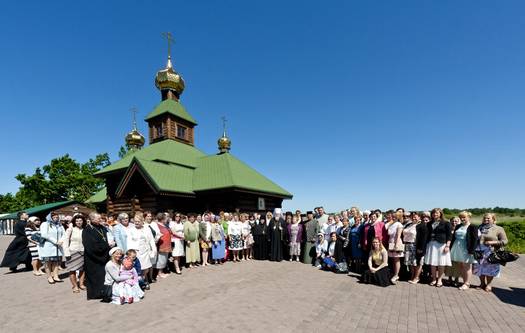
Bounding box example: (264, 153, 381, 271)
(0, 236, 524, 333)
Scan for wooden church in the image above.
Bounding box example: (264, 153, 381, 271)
(88, 39, 292, 214)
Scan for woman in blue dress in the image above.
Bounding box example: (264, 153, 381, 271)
(450, 211, 478, 290)
(211, 217, 226, 264)
(349, 214, 364, 273)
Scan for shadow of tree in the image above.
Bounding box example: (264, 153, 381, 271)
(492, 287, 525, 308)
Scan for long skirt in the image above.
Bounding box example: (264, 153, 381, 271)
(66, 251, 84, 271)
(211, 240, 225, 260)
(302, 242, 315, 265)
(424, 241, 452, 266)
(253, 235, 268, 260)
(185, 240, 201, 263)
(361, 266, 391, 287)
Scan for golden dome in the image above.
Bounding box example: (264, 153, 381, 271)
(125, 128, 145, 150)
(218, 133, 231, 153)
(155, 56, 185, 96)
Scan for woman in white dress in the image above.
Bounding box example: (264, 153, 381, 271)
(228, 213, 244, 262)
(128, 215, 156, 288)
(170, 213, 185, 274)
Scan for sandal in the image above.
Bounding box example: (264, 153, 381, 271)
(408, 279, 419, 284)
(48, 278, 55, 284)
(429, 280, 437, 286)
(484, 286, 492, 293)
(459, 284, 470, 290)
(436, 281, 443, 288)
(79, 285, 86, 290)
(73, 288, 80, 293)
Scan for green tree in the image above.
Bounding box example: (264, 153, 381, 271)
(7, 153, 110, 210)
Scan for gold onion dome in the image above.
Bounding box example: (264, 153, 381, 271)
(155, 56, 185, 96)
(218, 131, 231, 153)
(125, 128, 145, 150)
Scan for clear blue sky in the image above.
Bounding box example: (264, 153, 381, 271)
(1, 1, 524, 212)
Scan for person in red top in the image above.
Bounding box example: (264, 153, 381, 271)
(153, 213, 172, 279)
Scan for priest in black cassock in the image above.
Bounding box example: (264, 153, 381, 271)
(268, 208, 286, 262)
(0, 211, 31, 272)
(82, 212, 111, 300)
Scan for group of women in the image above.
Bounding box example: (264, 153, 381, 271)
(0, 206, 511, 305)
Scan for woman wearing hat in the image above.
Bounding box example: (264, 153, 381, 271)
(39, 211, 66, 284)
(25, 216, 43, 276)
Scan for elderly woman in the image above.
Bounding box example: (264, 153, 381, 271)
(63, 214, 87, 293)
(113, 213, 134, 252)
(424, 208, 452, 287)
(104, 247, 144, 304)
(211, 216, 226, 264)
(184, 213, 201, 268)
(128, 214, 157, 284)
(473, 213, 508, 292)
(228, 213, 244, 262)
(39, 211, 66, 284)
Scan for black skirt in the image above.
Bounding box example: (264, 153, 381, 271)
(361, 266, 391, 287)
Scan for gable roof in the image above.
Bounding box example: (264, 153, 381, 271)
(95, 139, 206, 176)
(144, 99, 197, 125)
(1, 200, 75, 220)
(193, 153, 292, 198)
(115, 157, 195, 197)
(86, 187, 107, 204)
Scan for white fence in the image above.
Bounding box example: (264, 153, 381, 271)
(0, 219, 15, 235)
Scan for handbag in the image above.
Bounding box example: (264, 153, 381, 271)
(100, 283, 113, 303)
(487, 250, 519, 265)
(31, 232, 46, 246)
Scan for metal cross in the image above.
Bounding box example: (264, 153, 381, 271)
(161, 32, 175, 58)
(130, 107, 138, 129)
(221, 116, 227, 134)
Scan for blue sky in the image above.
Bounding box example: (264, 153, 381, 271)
(0, 1, 524, 212)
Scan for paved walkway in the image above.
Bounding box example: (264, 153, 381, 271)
(1, 236, 524, 333)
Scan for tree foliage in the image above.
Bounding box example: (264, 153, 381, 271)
(0, 153, 110, 213)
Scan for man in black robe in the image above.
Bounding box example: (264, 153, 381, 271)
(82, 212, 111, 300)
(268, 209, 286, 262)
(1, 211, 31, 272)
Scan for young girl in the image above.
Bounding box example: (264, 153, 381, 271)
(116, 257, 144, 304)
(361, 237, 391, 287)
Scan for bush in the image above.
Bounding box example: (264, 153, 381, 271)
(499, 220, 525, 254)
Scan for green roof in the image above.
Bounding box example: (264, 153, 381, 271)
(95, 139, 206, 176)
(193, 153, 292, 198)
(1, 200, 75, 220)
(86, 187, 107, 204)
(144, 99, 197, 125)
(116, 158, 194, 196)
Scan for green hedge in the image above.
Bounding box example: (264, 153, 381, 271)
(499, 220, 525, 254)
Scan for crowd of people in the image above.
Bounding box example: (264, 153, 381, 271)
(0, 206, 511, 305)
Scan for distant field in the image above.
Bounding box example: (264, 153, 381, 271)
(470, 215, 525, 225)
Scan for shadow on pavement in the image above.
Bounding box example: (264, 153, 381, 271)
(493, 287, 525, 308)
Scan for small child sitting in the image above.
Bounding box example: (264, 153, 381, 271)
(126, 249, 147, 290)
(116, 256, 144, 304)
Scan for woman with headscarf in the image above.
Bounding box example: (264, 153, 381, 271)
(39, 211, 66, 284)
(252, 216, 268, 260)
